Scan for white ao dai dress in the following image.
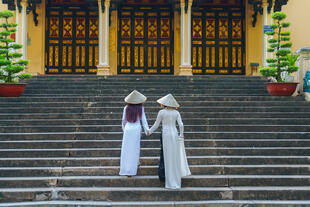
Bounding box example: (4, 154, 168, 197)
(119, 106, 149, 176)
(149, 109, 191, 189)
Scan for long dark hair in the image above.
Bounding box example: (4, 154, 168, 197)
(126, 103, 143, 123)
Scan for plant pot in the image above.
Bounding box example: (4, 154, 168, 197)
(0, 83, 27, 97)
(266, 82, 298, 96)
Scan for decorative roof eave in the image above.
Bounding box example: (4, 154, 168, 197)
(248, 0, 289, 27)
(2, 0, 41, 26)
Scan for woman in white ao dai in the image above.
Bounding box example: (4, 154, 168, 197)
(119, 90, 149, 176)
(148, 94, 191, 189)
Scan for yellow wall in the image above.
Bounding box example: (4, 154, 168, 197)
(27, 1, 45, 75)
(109, 10, 118, 75)
(282, 0, 310, 52)
(174, 10, 181, 75)
(245, 0, 263, 75)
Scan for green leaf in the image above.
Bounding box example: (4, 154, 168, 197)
(267, 48, 275, 52)
(0, 31, 11, 36)
(266, 58, 277, 63)
(280, 32, 291, 36)
(0, 38, 14, 43)
(281, 37, 290, 41)
(268, 39, 278, 44)
(269, 24, 278, 29)
(8, 52, 23, 58)
(276, 49, 291, 56)
(17, 59, 29, 65)
(0, 49, 8, 54)
(0, 10, 14, 19)
(19, 73, 32, 80)
(0, 59, 10, 66)
(288, 66, 299, 73)
(270, 43, 280, 48)
(265, 31, 275, 36)
(281, 22, 290, 28)
(259, 67, 277, 78)
(280, 42, 292, 48)
(272, 12, 287, 21)
(9, 43, 22, 49)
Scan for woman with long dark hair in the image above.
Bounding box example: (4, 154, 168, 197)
(119, 90, 149, 176)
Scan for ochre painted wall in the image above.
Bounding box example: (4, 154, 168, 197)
(27, 1, 45, 75)
(245, 0, 263, 75)
(282, 0, 310, 52)
(109, 10, 118, 75)
(174, 11, 181, 75)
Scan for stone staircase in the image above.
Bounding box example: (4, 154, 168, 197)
(0, 75, 310, 206)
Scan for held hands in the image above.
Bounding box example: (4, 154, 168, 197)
(146, 130, 150, 136)
(178, 135, 184, 141)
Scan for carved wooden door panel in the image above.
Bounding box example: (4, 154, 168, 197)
(118, 6, 173, 74)
(46, 6, 98, 74)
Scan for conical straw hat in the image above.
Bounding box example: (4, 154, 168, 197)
(125, 90, 147, 104)
(157, 94, 180, 108)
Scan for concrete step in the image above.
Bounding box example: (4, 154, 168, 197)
(1, 175, 310, 188)
(1, 132, 309, 141)
(1, 156, 310, 167)
(1, 139, 309, 149)
(0, 125, 309, 133)
(0, 95, 304, 102)
(1, 106, 309, 113)
(0, 147, 309, 158)
(1, 118, 310, 126)
(1, 200, 310, 207)
(1, 101, 308, 108)
(1, 165, 309, 177)
(0, 186, 309, 202)
(1, 112, 310, 120)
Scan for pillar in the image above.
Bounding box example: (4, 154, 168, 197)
(297, 47, 310, 94)
(179, 0, 193, 76)
(262, 0, 268, 66)
(97, 0, 112, 76)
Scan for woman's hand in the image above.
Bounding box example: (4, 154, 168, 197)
(146, 130, 150, 136)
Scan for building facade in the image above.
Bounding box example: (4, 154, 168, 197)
(0, 0, 309, 76)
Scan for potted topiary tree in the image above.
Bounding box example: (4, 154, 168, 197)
(259, 12, 299, 96)
(0, 10, 31, 97)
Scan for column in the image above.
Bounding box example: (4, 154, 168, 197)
(179, 0, 193, 76)
(21, 0, 28, 59)
(297, 47, 310, 94)
(262, 0, 268, 66)
(97, 0, 112, 76)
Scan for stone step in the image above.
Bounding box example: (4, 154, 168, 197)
(22, 88, 268, 93)
(0, 186, 309, 202)
(1, 165, 309, 177)
(1, 200, 310, 207)
(0, 125, 308, 133)
(2, 156, 310, 167)
(21, 93, 270, 97)
(1, 132, 309, 141)
(1, 175, 310, 188)
(1, 106, 309, 113)
(26, 82, 266, 90)
(0, 95, 303, 102)
(1, 139, 309, 149)
(0, 112, 309, 120)
(1, 118, 310, 126)
(1, 101, 308, 108)
(0, 147, 309, 158)
(23, 79, 267, 84)
(25, 75, 265, 80)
